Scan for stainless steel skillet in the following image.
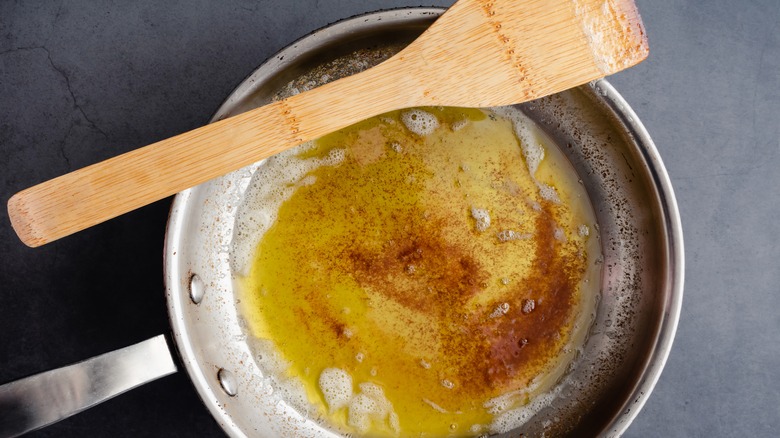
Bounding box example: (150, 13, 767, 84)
(0, 8, 683, 437)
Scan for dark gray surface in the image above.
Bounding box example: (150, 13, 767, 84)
(1, 0, 778, 436)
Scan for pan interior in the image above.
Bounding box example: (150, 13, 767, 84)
(164, 8, 681, 438)
(230, 105, 601, 436)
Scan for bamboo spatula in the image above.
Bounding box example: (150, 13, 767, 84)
(8, 0, 648, 247)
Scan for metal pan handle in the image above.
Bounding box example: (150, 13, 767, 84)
(0, 335, 177, 437)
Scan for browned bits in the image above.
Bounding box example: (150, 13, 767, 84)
(240, 107, 594, 434)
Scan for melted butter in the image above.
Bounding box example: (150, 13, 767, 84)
(237, 107, 599, 437)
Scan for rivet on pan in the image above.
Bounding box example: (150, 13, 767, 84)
(217, 368, 237, 397)
(189, 274, 205, 304)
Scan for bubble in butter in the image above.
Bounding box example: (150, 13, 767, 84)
(233, 106, 601, 437)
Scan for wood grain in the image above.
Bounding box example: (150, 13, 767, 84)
(8, 0, 647, 247)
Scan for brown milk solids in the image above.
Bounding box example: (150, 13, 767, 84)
(235, 106, 601, 437)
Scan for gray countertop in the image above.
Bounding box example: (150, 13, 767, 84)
(1, 0, 778, 436)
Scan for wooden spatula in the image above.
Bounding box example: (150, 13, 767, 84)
(8, 0, 648, 247)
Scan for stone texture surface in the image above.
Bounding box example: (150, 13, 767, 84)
(1, 0, 778, 436)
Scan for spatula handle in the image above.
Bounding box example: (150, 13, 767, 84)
(8, 100, 292, 247)
(8, 63, 409, 247)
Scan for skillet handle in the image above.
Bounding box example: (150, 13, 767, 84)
(0, 335, 177, 437)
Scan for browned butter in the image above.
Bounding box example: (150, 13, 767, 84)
(236, 106, 599, 437)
